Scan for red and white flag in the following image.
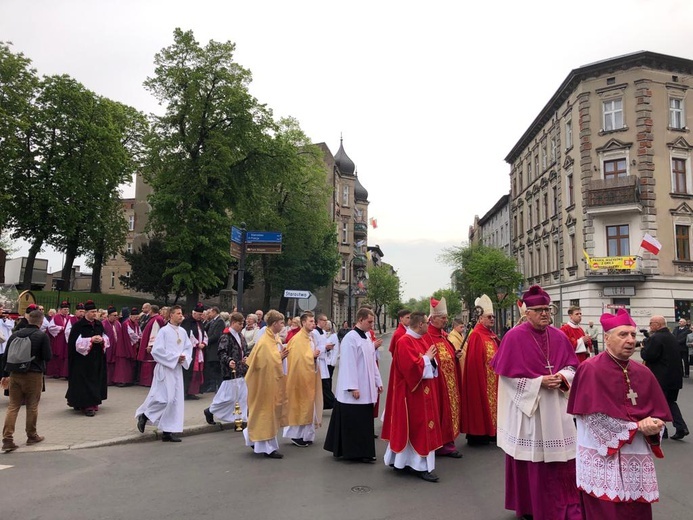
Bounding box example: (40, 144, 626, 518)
(370, 218, 378, 229)
(640, 233, 662, 255)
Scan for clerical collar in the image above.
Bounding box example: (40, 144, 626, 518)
(316, 327, 324, 335)
(353, 327, 367, 339)
(405, 328, 422, 339)
(566, 321, 580, 328)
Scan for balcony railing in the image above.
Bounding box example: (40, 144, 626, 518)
(354, 222, 367, 238)
(353, 254, 367, 269)
(586, 175, 640, 209)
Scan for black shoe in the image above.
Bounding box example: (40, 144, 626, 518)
(203, 408, 216, 425)
(185, 394, 200, 400)
(291, 438, 309, 447)
(84, 410, 95, 417)
(441, 450, 463, 458)
(265, 451, 284, 459)
(162, 433, 182, 442)
(419, 471, 439, 482)
(137, 414, 147, 433)
(671, 429, 690, 441)
(663, 428, 669, 439)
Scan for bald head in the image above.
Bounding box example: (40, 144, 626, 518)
(649, 315, 667, 332)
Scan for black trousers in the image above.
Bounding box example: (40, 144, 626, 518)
(664, 388, 688, 432)
(592, 339, 599, 355)
(681, 350, 690, 377)
(203, 361, 221, 392)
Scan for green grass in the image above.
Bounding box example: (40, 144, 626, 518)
(29, 290, 161, 312)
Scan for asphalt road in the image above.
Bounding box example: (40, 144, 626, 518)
(1, 341, 692, 520)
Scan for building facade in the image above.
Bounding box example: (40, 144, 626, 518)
(506, 51, 693, 330)
(477, 194, 511, 255)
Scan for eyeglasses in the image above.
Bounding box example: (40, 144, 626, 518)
(528, 307, 551, 314)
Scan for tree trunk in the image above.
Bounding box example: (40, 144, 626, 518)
(22, 238, 44, 289)
(187, 291, 199, 313)
(61, 238, 79, 291)
(90, 246, 104, 293)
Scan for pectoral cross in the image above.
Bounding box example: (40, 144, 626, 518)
(627, 388, 638, 405)
(545, 363, 554, 373)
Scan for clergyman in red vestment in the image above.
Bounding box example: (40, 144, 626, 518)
(560, 305, 592, 363)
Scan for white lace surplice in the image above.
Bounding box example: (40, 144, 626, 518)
(575, 413, 660, 503)
(496, 367, 577, 463)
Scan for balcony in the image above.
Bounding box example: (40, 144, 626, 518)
(354, 221, 368, 238)
(352, 254, 367, 269)
(586, 175, 641, 215)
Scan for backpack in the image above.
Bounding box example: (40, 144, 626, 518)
(4, 330, 37, 373)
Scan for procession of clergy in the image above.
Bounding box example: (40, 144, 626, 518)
(35, 283, 685, 520)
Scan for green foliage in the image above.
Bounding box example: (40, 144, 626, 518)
(441, 243, 523, 312)
(432, 288, 462, 318)
(120, 236, 182, 304)
(366, 265, 400, 331)
(143, 28, 277, 302)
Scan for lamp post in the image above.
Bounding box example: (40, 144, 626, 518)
(347, 255, 355, 326)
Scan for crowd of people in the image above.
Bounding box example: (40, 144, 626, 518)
(0, 286, 690, 519)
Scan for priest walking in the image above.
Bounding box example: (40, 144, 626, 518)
(568, 309, 671, 519)
(491, 285, 581, 520)
(135, 305, 192, 442)
(324, 307, 382, 462)
(560, 306, 592, 363)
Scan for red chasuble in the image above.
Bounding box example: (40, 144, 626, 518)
(389, 323, 407, 354)
(381, 333, 443, 455)
(425, 324, 462, 444)
(460, 323, 500, 436)
(560, 322, 592, 363)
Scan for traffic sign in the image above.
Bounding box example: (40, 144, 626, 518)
(246, 243, 282, 254)
(284, 290, 310, 299)
(230, 226, 243, 244)
(246, 231, 282, 243)
(230, 241, 242, 259)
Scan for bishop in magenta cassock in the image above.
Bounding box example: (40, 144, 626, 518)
(382, 311, 443, 482)
(102, 306, 122, 386)
(567, 309, 672, 520)
(46, 301, 71, 378)
(460, 294, 500, 446)
(137, 307, 165, 387)
(491, 285, 581, 520)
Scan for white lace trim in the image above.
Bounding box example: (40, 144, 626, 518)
(584, 413, 638, 457)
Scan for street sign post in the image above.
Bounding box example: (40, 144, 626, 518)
(230, 241, 242, 259)
(284, 290, 310, 299)
(246, 244, 282, 254)
(231, 226, 243, 244)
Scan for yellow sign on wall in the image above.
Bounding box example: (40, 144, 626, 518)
(588, 256, 637, 270)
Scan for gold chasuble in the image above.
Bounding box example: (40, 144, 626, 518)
(245, 328, 287, 442)
(285, 329, 323, 427)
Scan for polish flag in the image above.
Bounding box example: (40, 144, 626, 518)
(370, 218, 378, 229)
(640, 233, 662, 255)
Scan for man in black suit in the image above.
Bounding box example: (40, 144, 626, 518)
(203, 306, 225, 393)
(641, 315, 689, 440)
(672, 318, 691, 378)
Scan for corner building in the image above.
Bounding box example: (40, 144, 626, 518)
(506, 51, 693, 330)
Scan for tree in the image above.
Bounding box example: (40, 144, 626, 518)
(143, 28, 276, 306)
(431, 288, 462, 319)
(365, 265, 400, 333)
(233, 118, 339, 311)
(441, 243, 523, 313)
(120, 236, 182, 304)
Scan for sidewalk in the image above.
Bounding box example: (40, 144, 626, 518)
(0, 379, 230, 453)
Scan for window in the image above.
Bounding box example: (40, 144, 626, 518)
(552, 186, 558, 216)
(567, 174, 574, 206)
(126, 242, 133, 254)
(513, 215, 518, 238)
(570, 235, 577, 266)
(550, 137, 557, 163)
(526, 162, 531, 184)
(541, 145, 547, 170)
(128, 215, 135, 231)
(543, 193, 549, 222)
(535, 199, 540, 226)
(528, 205, 533, 228)
(604, 158, 627, 180)
(125, 271, 131, 282)
(670, 98, 685, 129)
(528, 250, 534, 277)
(565, 119, 573, 149)
(607, 225, 630, 256)
(676, 225, 691, 261)
(534, 154, 539, 177)
(341, 259, 347, 282)
(554, 239, 560, 271)
(342, 185, 349, 206)
(341, 221, 348, 243)
(537, 246, 543, 275)
(673, 158, 687, 193)
(110, 271, 115, 289)
(603, 99, 624, 131)
(519, 210, 524, 234)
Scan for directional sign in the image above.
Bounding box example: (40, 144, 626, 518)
(246, 243, 282, 254)
(246, 231, 282, 244)
(284, 290, 310, 299)
(230, 226, 243, 244)
(230, 241, 242, 259)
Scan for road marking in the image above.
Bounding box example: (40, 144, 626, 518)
(0, 464, 14, 470)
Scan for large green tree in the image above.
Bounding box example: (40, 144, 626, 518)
(441, 243, 523, 313)
(120, 236, 182, 304)
(233, 118, 339, 310)
(143, 28, 276, 306)
(365, 265, 400, 333)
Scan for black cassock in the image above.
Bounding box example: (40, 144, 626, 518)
(66, 318, 108, 409)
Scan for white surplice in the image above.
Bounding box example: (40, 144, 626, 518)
(135, 324, 192, 433)
(496, 367, 577, 462)
(335, 329, 382, 405)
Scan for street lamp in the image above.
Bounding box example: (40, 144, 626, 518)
(347, 254, 366, 326)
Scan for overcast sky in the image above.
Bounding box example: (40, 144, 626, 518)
(3, 0, 693, 299)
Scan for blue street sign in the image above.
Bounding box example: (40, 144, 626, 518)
(231, 226, 242, 244)
(246, 231, 282, 243)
